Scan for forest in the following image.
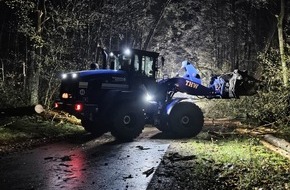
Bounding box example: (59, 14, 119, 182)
(0, 0, 289, 125)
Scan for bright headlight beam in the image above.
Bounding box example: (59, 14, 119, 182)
(62, 74, 67, 79)
(124, 48, 131, 56)
(72, 73, 78, 78)
(144, 93, 154, 102)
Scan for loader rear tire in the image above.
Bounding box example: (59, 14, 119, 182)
(168, 102, 204, 137)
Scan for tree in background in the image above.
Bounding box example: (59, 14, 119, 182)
(0, 0, 156, 107)
(250, 0, 290, 124)
(0, 0, 288, 113)
(0, 0, 36, 107)
(205, 0, 290, 125)
(277, 0, 287, 87)
(151, 0, 269, 82)
(29, 0, 46, 105)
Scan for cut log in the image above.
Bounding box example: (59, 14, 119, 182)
(264, 134, 290, 153)
(260, 140, 290, 160)
(235, 127, 276, 136)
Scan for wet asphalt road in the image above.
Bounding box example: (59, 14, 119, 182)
(0, 127, 170, 190)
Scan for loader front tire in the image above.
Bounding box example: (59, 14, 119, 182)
(168, 102, 204, 137)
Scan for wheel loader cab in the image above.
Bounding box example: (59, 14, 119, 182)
(110, 49, 159, 80)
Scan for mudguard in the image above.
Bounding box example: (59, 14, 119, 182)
(163, 98, 186, 116)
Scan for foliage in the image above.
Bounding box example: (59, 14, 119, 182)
(0, 115, 85, 145)
(0, 0, 157, 107)
(0, 0, 288, 108)
(153, 0, 267, 80)
(191, 137, 290, 189)
(0, 73, 28, 108)
(202, 46, 290, 127)
(199, 98, 250, 119)
(248, 49, 290, 124)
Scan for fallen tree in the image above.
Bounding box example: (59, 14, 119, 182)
(235, 126, 290, 160)
(205, 118, 290, 160)
(260, 140, 290, 160)
(263, 134, 290, 153)
(0, 104, 81, 125)
(40, 110, 81, 125)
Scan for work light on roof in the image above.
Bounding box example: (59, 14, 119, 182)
(124, 48, 131, 56)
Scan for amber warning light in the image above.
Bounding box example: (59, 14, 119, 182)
(62, 93, 69, 99)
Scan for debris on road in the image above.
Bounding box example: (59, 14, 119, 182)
(143, 167, 155, 177)
(123, 174, 133, 180)
(136, 145, 150, 150)
(60, 155, 72, 162)
(167, 152, 196, 162)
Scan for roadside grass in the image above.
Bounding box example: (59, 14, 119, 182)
(160, 132, 290, 190)
(0, 115, 85, 145)
(194, 136, 290, 189)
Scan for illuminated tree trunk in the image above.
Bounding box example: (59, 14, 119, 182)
(143, 0, 171, 50)
(277, 0, 287, 87)
(30, 0, 46, 105)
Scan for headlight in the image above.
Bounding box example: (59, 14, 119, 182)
(144, 93, 154, 102)
(72, 73, 78, 78)
(124, 48, 131, 56)
(62, 73, 67, 79)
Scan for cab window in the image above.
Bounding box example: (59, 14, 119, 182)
(141, 56, 153, 77)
